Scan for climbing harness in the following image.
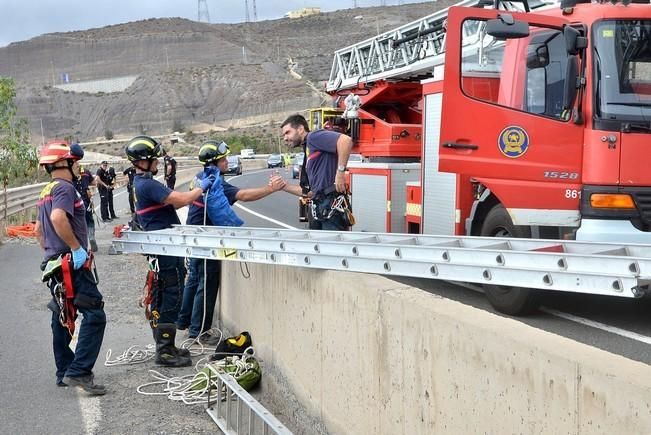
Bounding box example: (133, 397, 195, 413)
(140, 256, 159, 325)
(42, 252, 98, 335)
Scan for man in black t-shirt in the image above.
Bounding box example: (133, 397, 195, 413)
(96, 161, 117, 222)
(164, 153, 177, 189)
(122, 166, 136, 214)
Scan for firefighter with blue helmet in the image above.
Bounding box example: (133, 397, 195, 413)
(126, 135, 215, 367)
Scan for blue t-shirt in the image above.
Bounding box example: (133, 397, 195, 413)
(305, 129, 340, 196)
(186, 168, 241, 226)
(134, 173, 180, 231)
(37, 178, 89, 259)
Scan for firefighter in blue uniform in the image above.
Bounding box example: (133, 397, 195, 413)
(125, 135, 215, 367)
(177, 140, 286, 343)
(35, 140, 107, 395)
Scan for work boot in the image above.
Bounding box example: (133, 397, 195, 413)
(154, 324, 192, 367)
(63, 374, 107, 395)
(152, 326, 191, 358)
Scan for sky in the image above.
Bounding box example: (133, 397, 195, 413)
(0, 0, 427, 48)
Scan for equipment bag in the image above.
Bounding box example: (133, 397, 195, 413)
(210, 331, 252, 361)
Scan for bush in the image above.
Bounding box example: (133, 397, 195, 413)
(105, 129, 114, 140)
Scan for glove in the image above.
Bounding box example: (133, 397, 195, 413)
(200, 174, 216, 192)
(71, 246, 88, 270)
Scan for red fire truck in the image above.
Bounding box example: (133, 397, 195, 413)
(314, 0, 651, 313)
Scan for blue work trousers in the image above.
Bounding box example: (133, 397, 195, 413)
(151, 255, 186, 325)
(48, 267, 106, 380)
(177, 258, 220, 337)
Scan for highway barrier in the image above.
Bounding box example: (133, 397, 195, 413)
(220, 262, 651, 434)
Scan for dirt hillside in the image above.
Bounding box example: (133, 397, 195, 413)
(0, 2, 456, 145)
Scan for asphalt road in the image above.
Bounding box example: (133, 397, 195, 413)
(227, 168, 651, 366)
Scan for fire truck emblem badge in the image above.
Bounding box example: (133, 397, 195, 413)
(498, 126, 529, 158)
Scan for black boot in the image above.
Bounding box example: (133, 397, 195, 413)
(152, 325, 191, 358)
(154, 324, 192, 367)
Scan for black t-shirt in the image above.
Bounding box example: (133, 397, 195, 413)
(164, 157, 177, 178)
(123, 167, 136, 186)
(96, 167, 116, 186)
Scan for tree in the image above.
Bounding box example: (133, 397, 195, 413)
(0, 77, 37, 189)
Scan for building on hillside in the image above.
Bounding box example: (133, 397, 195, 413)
(284, 7, 321, 19)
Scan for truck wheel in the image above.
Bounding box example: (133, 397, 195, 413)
(480, 205, 539, 316)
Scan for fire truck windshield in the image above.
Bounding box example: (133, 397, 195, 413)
(593, 20, 651, 131)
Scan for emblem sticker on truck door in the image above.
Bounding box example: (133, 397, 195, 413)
(498, 126, 529, 158)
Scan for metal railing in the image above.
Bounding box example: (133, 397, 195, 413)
(205, 368, 293, 435)
(0, 183, 48, 225)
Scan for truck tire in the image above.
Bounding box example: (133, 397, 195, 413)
(480, 204, 539, 316)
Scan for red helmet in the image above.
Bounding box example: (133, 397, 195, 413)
(39, 141, 84, 166)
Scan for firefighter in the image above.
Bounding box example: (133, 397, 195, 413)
(74, 164, 98, 252)
(35, 140, 107, 395)
(176, 141, 286, 344)
(125, 135, 215, 367)
(280, 114, 354, 231)
(96, 160, 117, 222)
(163, 151, 177, 189)
(122, 165, 136, 215)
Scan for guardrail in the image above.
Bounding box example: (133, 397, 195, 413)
(0, 183, 48, 225)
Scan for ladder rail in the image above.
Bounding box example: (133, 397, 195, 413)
(113, 226, 651, 299)
(114, 238, 644, 298)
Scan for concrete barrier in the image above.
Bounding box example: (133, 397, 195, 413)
(220, 263, 651, 434)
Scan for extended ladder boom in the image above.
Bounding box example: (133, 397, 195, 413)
(326, 0, 557, 92)
(114, 226, 651, 299)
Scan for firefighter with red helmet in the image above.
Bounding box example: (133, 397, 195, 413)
(126, 135, 215, 367)
(35, 140, 107, 395)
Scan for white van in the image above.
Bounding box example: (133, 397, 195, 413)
(240, 149, 255, 159)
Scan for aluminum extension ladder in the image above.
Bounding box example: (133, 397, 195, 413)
(326, 0, 557, 91)
(113, 226, 651, 299)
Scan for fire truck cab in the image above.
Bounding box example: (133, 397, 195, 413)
(437, 1, 651, 245)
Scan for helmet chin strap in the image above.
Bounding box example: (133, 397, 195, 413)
(67, 159, 79, 181)
(135, 160, 158, 175)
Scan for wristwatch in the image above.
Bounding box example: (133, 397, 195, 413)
(337, 165, 346, 173)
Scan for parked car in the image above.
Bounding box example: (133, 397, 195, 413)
(292, 153, 304, 179)
(225, 155, 242, 176)
(267, 153, 284, 168)
(240, 148, 255, 159)
(348, 153, 364, 164)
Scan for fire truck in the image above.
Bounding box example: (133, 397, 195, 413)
(308, 0, 651, 313)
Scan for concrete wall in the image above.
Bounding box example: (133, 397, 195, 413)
(220, 262, 651, 435)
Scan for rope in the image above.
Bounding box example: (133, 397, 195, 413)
(136, 347, 257, 405)
(104, 344, 156, 366)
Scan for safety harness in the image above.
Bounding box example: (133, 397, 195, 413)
(140, 256, 160, 327)
(42, 252, 97, 335)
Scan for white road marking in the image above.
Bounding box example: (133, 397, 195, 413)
(80, 396, 102, 435)
(541, 307, 651, 345)
(234, 202, 297, 230)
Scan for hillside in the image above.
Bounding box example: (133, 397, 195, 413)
(0, 1, 456, 148)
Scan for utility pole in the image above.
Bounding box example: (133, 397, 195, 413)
(198, 0, 210, 22)
(252, 0, 257, 22)
(245, 0, 250, 22)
